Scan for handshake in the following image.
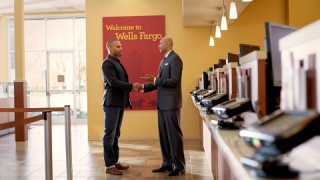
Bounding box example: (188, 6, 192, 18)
(132, 74, 155, 92)
(132, 83, 143, 92)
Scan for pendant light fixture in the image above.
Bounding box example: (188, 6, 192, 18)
(242, 0, 253, 2)
(221, 0, 228, 30)
(229, 0, 238, 19)
(209, 21, 215, 46)
(215, 8, 221, 38)
(215, 22, 221, 38)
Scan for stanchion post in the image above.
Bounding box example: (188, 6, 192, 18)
(64, 105, 73, 180)
(43, 111, 53, 180)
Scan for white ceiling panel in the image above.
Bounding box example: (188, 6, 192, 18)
(0, 0, 251, 27)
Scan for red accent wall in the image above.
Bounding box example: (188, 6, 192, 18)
(102, 15, 165, 110)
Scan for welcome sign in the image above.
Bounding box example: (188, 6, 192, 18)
(102, 16, 165, 110)
(105, 25, 162, 41)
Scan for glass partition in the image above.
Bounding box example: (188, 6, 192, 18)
(0, 82, 8, 98)
(0, 82, 14, 98)
(0, 82, 15, 136)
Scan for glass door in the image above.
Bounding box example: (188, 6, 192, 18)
(47, 51, 87, 123)
(47, 52, 75, 123)
(26, 51, 87, 124)
(12, 17, 87, 124)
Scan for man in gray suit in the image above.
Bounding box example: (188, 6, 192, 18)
(141, 37, 185, 176)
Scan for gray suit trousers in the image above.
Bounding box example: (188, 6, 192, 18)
(158, 109, 185, 169)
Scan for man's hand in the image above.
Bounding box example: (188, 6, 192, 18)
(140, 74, 155, 82)
(132, 83, 143, 92)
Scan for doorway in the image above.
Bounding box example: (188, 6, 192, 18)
(8, 17, 87, 124)
(26, 51, 87, 124)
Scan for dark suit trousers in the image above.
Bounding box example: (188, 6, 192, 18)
(103, 105, 124, 167)
(158, 109, 186, 169)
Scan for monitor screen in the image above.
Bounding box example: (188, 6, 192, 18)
(218, 59, 226, 68)
(227, 53, 239, 64)
(202, 71, 209, 89)
(213, 64, 218, 70)
(239, 44, 260, 57)
(265, 22, 297, 87)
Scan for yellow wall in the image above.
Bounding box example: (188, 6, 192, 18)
(0, 16, 8, 82)
(86, 0, 202, 140)
(288, 0, 320, 27)
(86, 0, 289, 140)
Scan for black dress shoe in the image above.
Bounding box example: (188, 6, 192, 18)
(152, 165, 173, 173)
(168, 167, 185, 176)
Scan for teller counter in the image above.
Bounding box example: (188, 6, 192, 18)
(194, 100, 303, 180)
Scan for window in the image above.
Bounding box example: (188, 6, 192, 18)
(8, 16, 87, 123)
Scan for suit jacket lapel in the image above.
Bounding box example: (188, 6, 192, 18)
(110, 57, 128, 81)
(158, 57, 166, 77)
(118, 62, 128, 80)
(158, 51, 174, 77)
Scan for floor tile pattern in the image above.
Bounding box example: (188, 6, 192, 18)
(0, 125, 213, 180)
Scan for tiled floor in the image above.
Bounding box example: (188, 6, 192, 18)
(0, 124, 213, 180)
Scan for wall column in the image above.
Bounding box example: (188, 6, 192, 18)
(14, 0, 27, 141)
(0, 16, 8, 81)
(14, 81, 28, 141)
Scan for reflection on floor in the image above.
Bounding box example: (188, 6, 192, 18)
(0, 125, 213, 180)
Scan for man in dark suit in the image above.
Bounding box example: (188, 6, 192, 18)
(141, 37, 186, 176)
(101, 38, 140, 175)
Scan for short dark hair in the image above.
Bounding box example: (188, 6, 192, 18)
(106, 38, 119, 49)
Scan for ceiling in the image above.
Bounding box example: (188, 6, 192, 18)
(0, 0, 251, 27)
(183, 0, 251, 27)
(0, 0, 85, 15)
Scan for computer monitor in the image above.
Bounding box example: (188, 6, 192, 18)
(265, 22, 297, 88)
(227, 53, 239, 64)
(239, 44, 260, 57)
(201, 71, 209, 89)
(213, 64, 218, 70)
(265, 22, 297, 113)
(218, 59, 226, 68)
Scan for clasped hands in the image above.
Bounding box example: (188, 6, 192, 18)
(132, 74, 155, 92)
(132, 83, 143, 92)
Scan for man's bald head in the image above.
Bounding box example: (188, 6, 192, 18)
(159, 36, 173, 54)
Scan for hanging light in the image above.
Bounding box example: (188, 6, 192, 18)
(209, 35, 214, 46)
(242, 0, 253, 2)
(215, 23, 221, 38)
(209, 21, 214, 46)
(221, 0, 228, 30)
(215, 10, 221, 38)
(229, 0, 238, 19)
(221, 16, 228, 30)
